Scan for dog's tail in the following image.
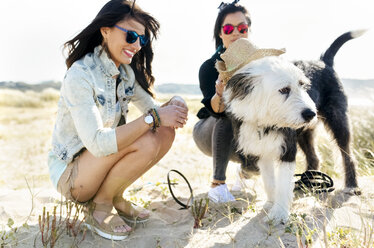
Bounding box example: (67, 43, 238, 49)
(320, 29, 367, 67)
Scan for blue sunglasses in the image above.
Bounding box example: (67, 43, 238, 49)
(114, 25, 149, 47)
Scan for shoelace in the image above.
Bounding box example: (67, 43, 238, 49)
(294, 170, 335, 194)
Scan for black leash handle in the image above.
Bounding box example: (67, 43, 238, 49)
(167, 169, 194, 209)
(294, 170, 335, 193)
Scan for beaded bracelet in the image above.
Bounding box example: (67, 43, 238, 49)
(151, 108, 161, 128)
(148, 108, 161, 132)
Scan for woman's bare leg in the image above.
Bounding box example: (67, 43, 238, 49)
(70, 127, 175, 232)
(112, 127, 176, 215)
(93, 127, 175, 202)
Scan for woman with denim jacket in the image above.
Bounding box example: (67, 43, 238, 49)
(48, 0, 188, 240)
(192, 1, 252, 203)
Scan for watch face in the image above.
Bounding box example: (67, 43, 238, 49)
(144, 115, 153, 125)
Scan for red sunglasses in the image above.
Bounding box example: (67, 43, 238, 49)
(222, 23, 249, 35)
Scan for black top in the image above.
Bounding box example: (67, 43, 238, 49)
(197, 46, 226, 119)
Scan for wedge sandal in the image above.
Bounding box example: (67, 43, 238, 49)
(113, 196, 150, 224)
(85, 202, 131, 241)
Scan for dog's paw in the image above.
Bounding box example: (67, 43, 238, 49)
(263, 205, 289, 225)
(343, 187, 362, 196)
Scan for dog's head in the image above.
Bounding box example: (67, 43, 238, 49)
(224, 56, 317, 129)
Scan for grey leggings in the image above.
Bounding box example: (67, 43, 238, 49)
(192, 116, 241, 181)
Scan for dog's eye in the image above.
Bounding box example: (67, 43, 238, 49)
(299, 80, 304, 86)
(279, 87, 290, 95)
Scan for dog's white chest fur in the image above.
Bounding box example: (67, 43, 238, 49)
(238, 122, 284, 159)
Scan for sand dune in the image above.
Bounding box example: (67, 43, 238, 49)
(0, 92, 373, 247)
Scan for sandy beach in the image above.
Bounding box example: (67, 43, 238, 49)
(0, 90, 373, 248)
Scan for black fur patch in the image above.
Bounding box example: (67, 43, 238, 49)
(228, 112, 260, 173)
(279, 128, 297, 162)
(226, 73, 257, 102)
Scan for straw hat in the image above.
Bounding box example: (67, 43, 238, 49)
(216, 38, 286, 84)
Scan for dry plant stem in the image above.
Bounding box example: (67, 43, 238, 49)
(323, 217, 328, 248)
(191, 198, 209, 228)
(24, 178, 35, 225)
(37, 200, 86, 248)
(362, 215, 374, 247)
(278, 237, 286, 248)
(38, 206, 60, 247)
(65, 202, 87, 245)
(38, 207, 45, 245)
(296, 233, 304, 248)
(51, 207, 56, 247)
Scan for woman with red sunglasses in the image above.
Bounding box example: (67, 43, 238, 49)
(193, 0, 253, 203)
(48, 0, 188, 240)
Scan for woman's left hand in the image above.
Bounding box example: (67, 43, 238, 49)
(169, 96, 188, 109)
(162, 96, 188, 128)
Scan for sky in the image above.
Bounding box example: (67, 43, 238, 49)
(0, 0, 373, 85)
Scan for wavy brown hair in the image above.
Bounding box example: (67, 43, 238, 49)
(64, 0, 160, 97)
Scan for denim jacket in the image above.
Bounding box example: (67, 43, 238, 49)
(51, 45, 157, 164)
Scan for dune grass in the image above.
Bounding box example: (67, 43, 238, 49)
(0, 88, 373, 247)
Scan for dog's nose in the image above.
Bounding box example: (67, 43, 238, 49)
(302, 109, 316, 122)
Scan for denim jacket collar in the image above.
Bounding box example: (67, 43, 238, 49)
(93, 45, 131, 82)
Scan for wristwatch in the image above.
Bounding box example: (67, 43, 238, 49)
(144, 114, 154, 127)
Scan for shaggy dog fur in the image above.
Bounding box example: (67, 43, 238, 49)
(223, 30, 364, 223)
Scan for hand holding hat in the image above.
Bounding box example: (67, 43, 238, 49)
(215, 38, 286, 85)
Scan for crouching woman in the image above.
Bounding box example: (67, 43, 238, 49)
(47, 0, 188, 240)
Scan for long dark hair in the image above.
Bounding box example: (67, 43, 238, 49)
(64, 0, 160, 97)
(213, 2, 251, 49)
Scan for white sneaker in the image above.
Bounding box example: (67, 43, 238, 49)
(208, 184, 236, 203)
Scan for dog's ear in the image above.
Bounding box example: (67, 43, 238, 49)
(226, 73, 257, 102)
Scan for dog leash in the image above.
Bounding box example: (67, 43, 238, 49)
(167, 169, 333, 209)
(167, 169, 194, 210)
(294, 170, 335, 194)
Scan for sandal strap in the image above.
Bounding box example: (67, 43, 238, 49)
(91, 202, 113, 213)
(113, 196, 149, 220)
(113, 195, 125, 204)
(102, 214, 126, 228)
(113, 196, 138, 215)
(86, 201, 130, 235)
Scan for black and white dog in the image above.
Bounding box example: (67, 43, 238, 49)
(223, 30, 364, 223)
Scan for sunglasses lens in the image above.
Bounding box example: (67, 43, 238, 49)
(222, 24, 234, 35)
(238, 24, 248, 34)
(126, 31, 138, 44)
(126, 31, 148, 47)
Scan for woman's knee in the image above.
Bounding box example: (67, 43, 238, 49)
(193, 120, 214, 157)
(153, 127, 174, 158)
(158, 126, 175, 145)
(193, 118, 214, 143)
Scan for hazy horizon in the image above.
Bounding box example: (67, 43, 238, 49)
(1, 77, 374, 86)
